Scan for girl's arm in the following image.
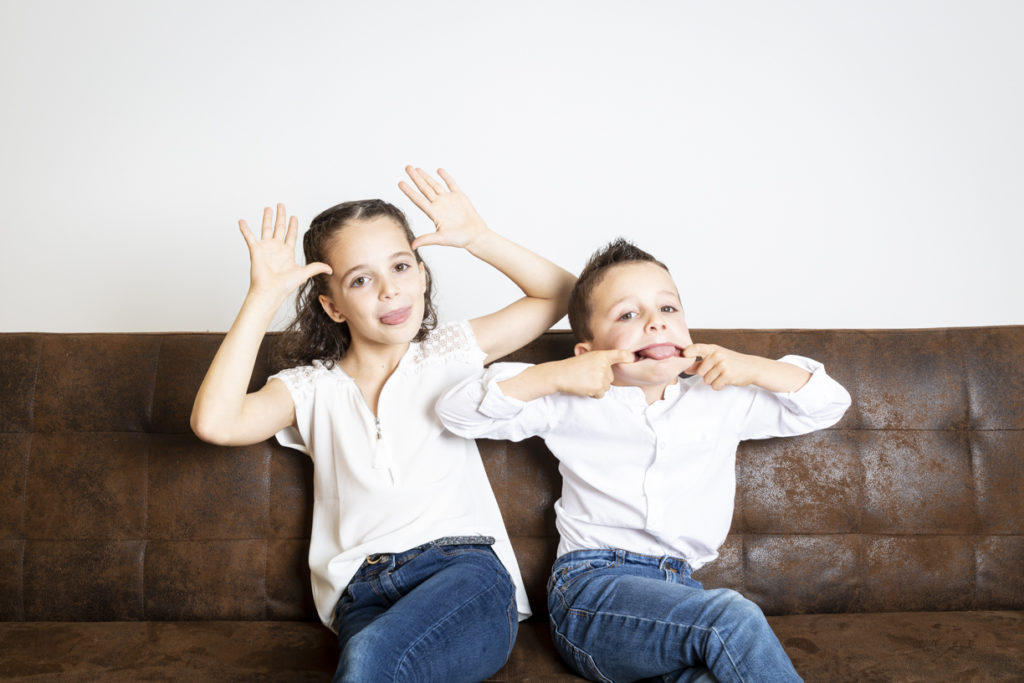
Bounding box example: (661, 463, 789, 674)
(399, 167, 576, 364)
(190, 204, 332, 446)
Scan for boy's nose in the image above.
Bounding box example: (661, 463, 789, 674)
(646, 315, 667, 331)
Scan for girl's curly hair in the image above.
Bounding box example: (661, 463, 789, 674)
(274, 199, 437, 370)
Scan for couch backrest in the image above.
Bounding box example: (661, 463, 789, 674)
(1, 328, 1021, 622)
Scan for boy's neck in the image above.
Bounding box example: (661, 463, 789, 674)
(613, 379, 674, 405)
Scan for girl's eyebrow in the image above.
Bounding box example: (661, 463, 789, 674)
(339, 251, 414, 281)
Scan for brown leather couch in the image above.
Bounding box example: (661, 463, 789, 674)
(1, 328, 1022, 681)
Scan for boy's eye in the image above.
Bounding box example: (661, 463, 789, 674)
(618, 311, 637, 321)
(660, 306, 677, 313)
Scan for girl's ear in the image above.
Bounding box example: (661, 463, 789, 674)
(573, 342, 592, 357)
(318, 294, 346, 323)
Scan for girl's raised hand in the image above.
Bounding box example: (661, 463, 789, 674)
(238, 203, 332, 301)
(398, 166, 489, 250)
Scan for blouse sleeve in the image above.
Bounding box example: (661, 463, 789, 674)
(417, 320, 487, 366)
(266, 363, 323, 456)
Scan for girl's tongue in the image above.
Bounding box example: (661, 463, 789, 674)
(635, 344, 680, 361)
(380, 307, 411, 326)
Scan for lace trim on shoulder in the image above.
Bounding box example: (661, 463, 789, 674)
(268, 361, 331, 402)
(413, 320, 484, 365)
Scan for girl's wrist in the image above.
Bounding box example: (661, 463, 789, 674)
(462, 225, 500, 257)
(243, 287, 288, 315)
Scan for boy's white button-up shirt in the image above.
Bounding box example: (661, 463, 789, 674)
(437, 355, 850, 569)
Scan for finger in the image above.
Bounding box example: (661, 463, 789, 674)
(238, 219, 256, 248)
(437, 168, 460, 192)
(683, 343, 711, 359)
(404, 165, 438, 200)
(273, 203, 288, 239)
(260, 206, 274, 241)
(301, 262, 333, 280)
(284, 215, 299, 247)
(417, 167, 446, 195)
(411, 232, 445, 250)
(398, 180, 433, 216)
(607, 349, 636, 365)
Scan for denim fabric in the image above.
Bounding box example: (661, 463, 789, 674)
(547, 549, 802, 683)
(332, 541, 518, 682)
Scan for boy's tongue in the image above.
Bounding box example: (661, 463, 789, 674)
(636, 344, 680, 360)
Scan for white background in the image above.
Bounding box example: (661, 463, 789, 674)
(2, 1, 1021, 332)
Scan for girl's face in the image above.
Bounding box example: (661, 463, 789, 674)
(317, 216, 427, 351)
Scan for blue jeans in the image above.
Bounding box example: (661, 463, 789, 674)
(332, 539, 518, 682)
(547, 549, 802, 683)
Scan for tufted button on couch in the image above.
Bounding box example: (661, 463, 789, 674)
(1, 328, 1022, 681)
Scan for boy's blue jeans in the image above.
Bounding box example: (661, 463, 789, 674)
(332, 539, 518, 683)
(547, 549, 802, 683)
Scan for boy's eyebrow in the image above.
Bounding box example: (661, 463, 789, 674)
(338, 251, 415, 281)
(608, 290, 681, 309)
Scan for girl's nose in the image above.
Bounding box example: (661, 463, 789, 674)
(378, 275, 399, 299)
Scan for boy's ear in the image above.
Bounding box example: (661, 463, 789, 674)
(573, 342, 592, 357)
(318, 294, 346, 323)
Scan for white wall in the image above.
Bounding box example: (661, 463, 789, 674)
(2, 0, 1021, 332)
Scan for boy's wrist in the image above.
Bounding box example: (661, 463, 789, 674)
(497, 362, 561, 402)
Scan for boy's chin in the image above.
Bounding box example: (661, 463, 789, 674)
(615, 358, 689, 385)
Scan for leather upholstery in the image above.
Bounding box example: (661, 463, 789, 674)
(1, 328, 1022, 681)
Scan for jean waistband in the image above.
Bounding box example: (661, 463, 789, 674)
(553, 548, 693, 574)
(365, 535, 495, 566)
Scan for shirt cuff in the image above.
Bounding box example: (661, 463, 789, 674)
(477, 363, 534, 420)
(774, 355, 840, 416)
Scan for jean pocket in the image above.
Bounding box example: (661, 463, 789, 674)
(552, 629, 613, 683)
(553, 558, 618, 593)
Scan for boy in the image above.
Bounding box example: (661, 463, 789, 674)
(436, 239, 851, 682)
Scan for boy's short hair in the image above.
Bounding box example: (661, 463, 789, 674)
(568, 238, 670, 342)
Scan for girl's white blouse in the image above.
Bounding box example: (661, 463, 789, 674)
(269, 320, 530, 630)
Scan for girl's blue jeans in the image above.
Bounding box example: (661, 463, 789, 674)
(547, 549, 802, 683)
(332, 539, 518, 683)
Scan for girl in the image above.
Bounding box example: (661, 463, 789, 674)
(190, 167, 576, 682)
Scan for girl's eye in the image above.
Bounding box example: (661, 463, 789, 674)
(394, 262, 410, 272)
(351, 276, 369, 288)
(618, 311, 637, 321)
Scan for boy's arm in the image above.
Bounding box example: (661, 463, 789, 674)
(437, 350, 635, 439)
(497, 349, 635, 401)
(399, 167, 576, 364)
(683, 343, 811, 393)
(683, 343, 851, 438)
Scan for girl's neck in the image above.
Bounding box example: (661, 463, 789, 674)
(340, 339, 410, 379)
(339, 339, 411, 414)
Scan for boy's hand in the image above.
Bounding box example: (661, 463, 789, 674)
(498, 349, 634, 402)
(398, 166, 489, 251)
(683, 344, 812, 393)
(682, 344, 758, 391)
(556, 349, 636, 398)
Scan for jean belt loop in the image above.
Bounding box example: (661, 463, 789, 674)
(614, 548, 626, 565)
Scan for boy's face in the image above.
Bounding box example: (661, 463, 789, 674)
(575, 261, 695, 399)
